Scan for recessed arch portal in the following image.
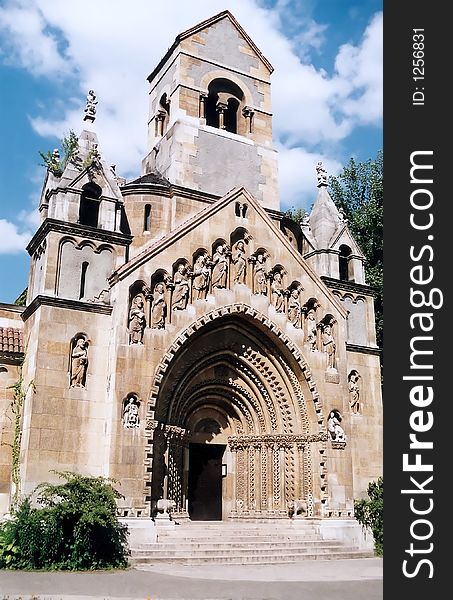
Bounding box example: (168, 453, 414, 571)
(146, 304, 329, 520)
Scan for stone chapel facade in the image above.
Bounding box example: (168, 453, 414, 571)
(0, 11, 382, 525)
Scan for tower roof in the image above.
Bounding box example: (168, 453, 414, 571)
(147, 10, 273, 83)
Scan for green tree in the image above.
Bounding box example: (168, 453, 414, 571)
(39, 130, 79, 175)
(354, 477, 383, 556)
(328, 151, 383, 348)
(0, 471, 129, 570)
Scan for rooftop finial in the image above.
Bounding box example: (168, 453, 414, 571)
(83, 89, 98, 123)
(316, 161, 328, 187)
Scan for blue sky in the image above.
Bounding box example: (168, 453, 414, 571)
(0, 0, 382, 303)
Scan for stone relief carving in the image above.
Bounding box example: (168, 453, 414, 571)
(305, 308, 317, 350)
(252, 252, 268, 295)
(171, 263, 190, 311)
(327, 410, 346, 443)
(348, 370, 361, 413)
(192, 253, 210, 300)
(321, 322, 336, 369)
(70, 336, 88, 388)
(211, 244, 229, 289)
(232, 240, 247, 285)
(128, 294, 146, 344)
(287, 288, 302, 328)
(151, 282, 167, 329)
(271, 271, 285, 312)
(122, 394, 140, 429)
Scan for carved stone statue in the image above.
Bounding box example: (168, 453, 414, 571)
(70, 337, 88, 388)
(151, 283, 166, 329)
(84, 89, 98, 122)
(328, 410, 346, 442)
(171, 264, 190, 310)
(348, 370, 361, 413)
(316, 161, 327, 186)
(232, 241, 247, 285)
(211, 244, 228, 289)
(305, 308, 317, 350)
(192, 254, 210, 300)
(128, 295, 146, 344)
(271, 272, 285, 312)
(287, 288, 302, 328)
(322, 323, 336, 369)
(253, 253, 267, 295)
(122, 396, 140, 429)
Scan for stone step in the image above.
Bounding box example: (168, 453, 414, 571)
(131, 550, 374, 566)
(133, 540, 339, 551)
(154, 533, 322, 542)
(131, 545, 352, 558)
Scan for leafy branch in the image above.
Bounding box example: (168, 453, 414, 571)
(39, 130, 79, 175)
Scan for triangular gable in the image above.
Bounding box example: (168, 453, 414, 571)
(111, 187, 347, 319)
(148, 10, 273, 82)
(329, 223, 365, 258)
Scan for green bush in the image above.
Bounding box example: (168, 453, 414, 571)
(0, 471, 129, 570)
(354, 476, 383, 556)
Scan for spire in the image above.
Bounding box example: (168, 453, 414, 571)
(83, 89, 98, 123)
(308, 162, 343, 248)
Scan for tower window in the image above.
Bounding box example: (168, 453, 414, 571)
(144, 204, 151, 232)
(79, 182, 102, 227)
(339, 245, 352, 281)
(79, 261, 89, 299)
(205, 78, 244, 134)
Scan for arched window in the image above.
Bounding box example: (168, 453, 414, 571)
(205, 78, 244, 134)
(144, 204, 151, 232)
(79, 261, 89, 299)
(339, 244, 352, 281)
(79, 182, 102, 227)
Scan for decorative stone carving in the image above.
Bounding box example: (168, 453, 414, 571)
(271, 271, 285, 312)
(211, 244, 229, 289)
(232, 240, 247, 285)
(316, 161, 327, 187)
(151, 282, 167, 329)
(171, 264, 190, 311)
(348, 370, 361, 413)
(83, 89, 98, 123)
(192, 253, 210, 300)
(128, 294, 146, 344)
(305, 308, 317, 350)
(327, 410, 346, 442)
(122, 395, 140, 429)
(321, 322, 336, 369)
(70, 336, 88, 388)
(287, 288, 302, 328)
(252, 252, 267, 295)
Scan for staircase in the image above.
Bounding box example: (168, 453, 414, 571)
(129, 520, 374, 566)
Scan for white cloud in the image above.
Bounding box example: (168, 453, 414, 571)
(0, 219, 32, 254)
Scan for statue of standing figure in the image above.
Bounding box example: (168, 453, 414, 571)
(322, 323, 336, 369)
(70, 337, 88, 388)
(128, 295, 146, 344)
(253, 253, 267, 295)
(171, 264, 190, 311)
(211, 244, 229, 289)
(271, 272, 285, 312)
(192, 254, 210, 300)
(287, 288, 302, 328)
(232, 241, 247, 285)
(305, 308, 317, 350)
(348, 370, 361, 413)
(151, 283, 167, 329)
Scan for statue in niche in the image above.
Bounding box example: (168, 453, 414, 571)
(122, 396, 140, 429)
(322, 322, 336, 369)
(328, 410, 346, 442)
(192, 254, 210, 300)
(151, 283, 167, 329)
(70, 337, 88, 388)
(271, 272, 285, 312)
(211, 244, 229, 289)
(348, 370, 361, 413)
(305, 308, 317, 350)
(287, 288, 302, 328)
(253, 253, 267, 295)
(232, 240, 247, 285)
(128, 295, 146, 344)
(171, 264, 190, 311)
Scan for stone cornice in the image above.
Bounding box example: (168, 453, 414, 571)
(22, 295, 113, 322)
(26, 219, 132, 256)
(120, 181, 220, 205)
(321, 276, 377, 297)
(0, 352, 24, 366)
(0, 302, 25, 315)
(346, 343, 381, 356)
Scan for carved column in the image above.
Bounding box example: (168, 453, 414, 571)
(216, 101, 228, 130)
(199, 93, 208, 119)
(242, 106, 254, 134)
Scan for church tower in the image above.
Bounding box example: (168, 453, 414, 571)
(142, 10, 279, 210)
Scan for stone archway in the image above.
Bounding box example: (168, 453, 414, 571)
(146, 305, 328, 520)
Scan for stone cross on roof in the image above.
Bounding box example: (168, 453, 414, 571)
(83, 89, 98, 123)
(316, 161, 328, 187)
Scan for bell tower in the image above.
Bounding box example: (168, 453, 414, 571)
(142, 10, 280, 210)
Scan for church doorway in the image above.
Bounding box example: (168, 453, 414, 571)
(188, 443, 225, 520)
